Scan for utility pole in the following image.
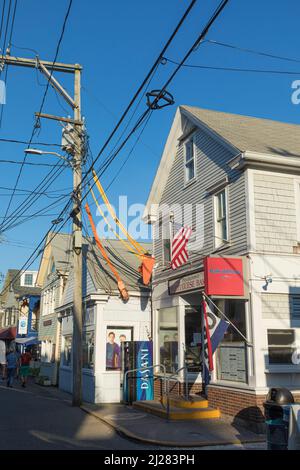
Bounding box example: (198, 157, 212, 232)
(1, 54, 84, 406)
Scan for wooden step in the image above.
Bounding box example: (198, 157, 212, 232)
(133, 400, 220, 420)
(162, 395, 209, 409)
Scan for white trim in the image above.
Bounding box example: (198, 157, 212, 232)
(183, 135, 197, 185)
(246, 168, 256, 251)
(294, 178, 300, 243)
(213, 187, 229, 249)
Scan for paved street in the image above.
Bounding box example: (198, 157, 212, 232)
(0, 380, 149, 450)
(0, 379, 265, 450)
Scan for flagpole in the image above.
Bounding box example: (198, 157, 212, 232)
(201, 294, 206, 396)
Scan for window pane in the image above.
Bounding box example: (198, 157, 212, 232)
(186, 161, 195, 181)
(24, 274, 33, 286)
(158, 307, 178, 373)
(185, 140, 194, 163)
(268, 329, 295, 346)
(184, 306, 201, 372)
(162, 222, 171, 264)
(63, 336, 72, 366)
(82, 331, 95, 369)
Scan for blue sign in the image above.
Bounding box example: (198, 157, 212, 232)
(135, 341, 153, 401)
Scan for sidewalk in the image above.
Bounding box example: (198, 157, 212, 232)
(81, 402, 266, 448)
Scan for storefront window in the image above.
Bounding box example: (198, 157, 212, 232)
(63, 336, 72, 366)
(82, 331, 95, 369)
(216, 300, 247, 383)
(158, 307, 178, 373)
(184, 306, 202, 372)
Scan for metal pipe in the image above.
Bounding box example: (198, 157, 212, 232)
(123, 364, 166, 404)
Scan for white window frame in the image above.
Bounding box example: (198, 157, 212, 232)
(159, 215, 172, 267)
(213, 187, 229, 248)
(184, 136, 196, 185)
(294, 179, 300, 243)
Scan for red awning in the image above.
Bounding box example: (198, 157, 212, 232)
(0, 327, 17, 340)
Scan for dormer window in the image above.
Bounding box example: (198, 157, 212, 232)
(184, 137, 196, 183)
(24, 273, 33, 286)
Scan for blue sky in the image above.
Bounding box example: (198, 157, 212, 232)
(0, 0, 300, 279)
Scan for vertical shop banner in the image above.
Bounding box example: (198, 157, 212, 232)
(18, 316, 28, 335)
(135, 341, 154, 401)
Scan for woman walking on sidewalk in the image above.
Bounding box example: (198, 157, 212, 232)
(20, 348, 32, 388)
(6, 348, 19, 388)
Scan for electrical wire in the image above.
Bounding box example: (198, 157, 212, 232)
(163, 56, 300, 75)
(0, 159, 68, 167)
(0, 137, 62, 146)
(0, 0, 17, 127)
(1, 0, 213, 295)
(0, 0, 73, 232)
(206, 39, 300, 65)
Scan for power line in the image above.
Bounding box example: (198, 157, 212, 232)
(0, 0, 73, 232)
(0, 137, 61, 146)
(0, 161, 68, 232)
(0, 0, 213, 295)
(0, 159, 68, 167)
(82, 0, 230, 202)
(163, 56, 300, 75)
(0, 0, 17, 127)
(207, 39, 300, 64)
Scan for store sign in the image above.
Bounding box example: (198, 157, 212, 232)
(169, 271, 205, 295)
(204, 257, 246, 296)
(135, 341, 154, 401)
(18, 316, 28, 335)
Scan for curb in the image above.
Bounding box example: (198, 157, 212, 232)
(80, 405, 266, 448)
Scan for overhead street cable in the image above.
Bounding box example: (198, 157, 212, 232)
(163, 56, 300, 75)
(0, 159, 68, 167)
(0, 0, 18, 127)
(206, 39, 300, 64)
(1, 0, 228, 295)
(0, 0, 73, 232)
(82, 0, 230, 202)
(0, 137, 61, 146)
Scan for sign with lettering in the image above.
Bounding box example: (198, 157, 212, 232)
(135, 341, 153, 401)
(168, 271, 205, 295)
(204, 257, 246, 297)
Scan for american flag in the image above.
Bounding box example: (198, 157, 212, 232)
(171, 225, 192, 270)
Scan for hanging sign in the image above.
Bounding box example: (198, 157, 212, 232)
(18, 316, 28, 335)
(204, 256, 247, 297)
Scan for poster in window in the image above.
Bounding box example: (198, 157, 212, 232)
(106, 326, 133, 371)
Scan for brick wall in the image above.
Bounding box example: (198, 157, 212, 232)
(207, 385, 300, 433)
(154, 378, 203, 400)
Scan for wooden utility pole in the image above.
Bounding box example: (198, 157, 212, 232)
(1, 54, 84, 406)
(71, 66, 83, 406)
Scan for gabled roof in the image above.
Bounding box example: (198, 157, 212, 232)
(182, 105, 300, 157)
(0, 269, 41, 305)
(144, 105, 300, 220)
(36, 232, 73, 287)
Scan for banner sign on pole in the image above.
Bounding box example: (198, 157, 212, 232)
(135, 341, 154, 401)
(18, 316, 28, 335)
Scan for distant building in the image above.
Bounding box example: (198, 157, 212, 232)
(0, 269, 41, 331)
(57, 238, 151, 403)
(36, 233, 73, 385)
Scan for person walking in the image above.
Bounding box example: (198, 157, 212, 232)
(6, 347, 19, 388)
(20, 348, 32, 388)
(0, 339, 6, 382)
